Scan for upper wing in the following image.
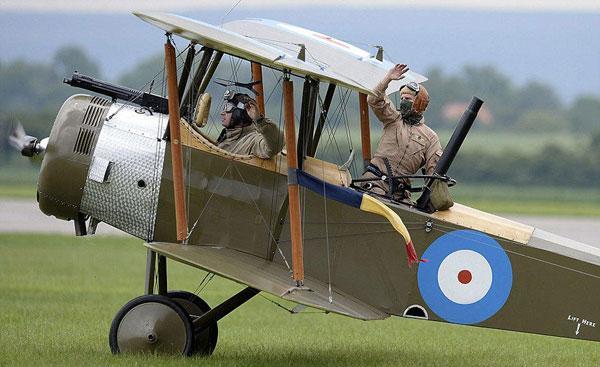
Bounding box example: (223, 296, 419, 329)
(223, 18, 427, 95)
(134, 12, 426, 95)
(135, 12, 373, 93)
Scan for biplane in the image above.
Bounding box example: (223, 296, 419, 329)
(10, 12, 600, 356)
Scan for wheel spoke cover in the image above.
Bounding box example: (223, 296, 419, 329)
(110, 295, 194, 355)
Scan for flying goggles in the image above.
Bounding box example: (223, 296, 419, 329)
(404, 81, 420, 94)
(222, 90, 245, 113)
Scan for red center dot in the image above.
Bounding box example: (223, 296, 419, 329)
(458, 270, 472, 284)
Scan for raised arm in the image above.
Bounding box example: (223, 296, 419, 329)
(367, 64, 410, 125)
(246, 102, 283, 159)
(252, 117, 283, 159)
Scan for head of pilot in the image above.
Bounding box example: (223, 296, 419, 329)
(399, 82, 430, 125)
(220, 91, 255, 129)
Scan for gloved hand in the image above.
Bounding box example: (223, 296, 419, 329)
(386, 64, 409, 81)
(245, 101, 263, 122)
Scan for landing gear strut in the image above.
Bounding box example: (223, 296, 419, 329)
(109, 249, 259, 356)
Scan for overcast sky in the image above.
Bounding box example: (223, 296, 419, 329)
(1, 1, 597, 99)
(2, 0, 599, 13)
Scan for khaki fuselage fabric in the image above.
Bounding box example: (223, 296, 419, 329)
(217, 117, 283, 159)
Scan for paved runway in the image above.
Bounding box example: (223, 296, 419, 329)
(0, 199, 127, 236)
(1, 199, 598, 248)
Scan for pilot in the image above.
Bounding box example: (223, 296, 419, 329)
(361, 64, 443, 202)
(217, 91, 283, 159)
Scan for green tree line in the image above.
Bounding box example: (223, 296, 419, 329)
(1, 47, 599, 188)
(424, 66, 600, 133)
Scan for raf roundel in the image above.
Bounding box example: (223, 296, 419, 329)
(417, 229, 513, 325)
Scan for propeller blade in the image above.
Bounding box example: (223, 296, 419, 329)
(8, 121, 42, 157)
(9, 122, 27, 150)
(214, 78, 261, 96)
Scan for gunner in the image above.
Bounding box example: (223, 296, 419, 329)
(361, 64, 443, 202)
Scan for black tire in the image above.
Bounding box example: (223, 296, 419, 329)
(109, 294, 195, 356)
(167, 291, 218, 356)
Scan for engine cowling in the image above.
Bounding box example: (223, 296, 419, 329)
(38, 94, 168, 240)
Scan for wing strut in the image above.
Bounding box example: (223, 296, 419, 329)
(180, 48, 214, 117)
(308, 83, 336, 156)
(165, 36, 188, 242)
(297, 77, 319, 168)
(177, 42, 196, 100)
(359, 93, 371, 169)
(283, 73, 305, 286)
(251, 62, 265, 115)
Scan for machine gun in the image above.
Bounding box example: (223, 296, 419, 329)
(416, 96, 484, 212)
(64, 72, 169, 114)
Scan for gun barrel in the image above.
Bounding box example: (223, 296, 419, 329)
(436, 97, 483, 176)
(64, 72, 168, 114)
(416, 96, 483, 212)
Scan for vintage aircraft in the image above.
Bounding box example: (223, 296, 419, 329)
(11, 12, 600, 356)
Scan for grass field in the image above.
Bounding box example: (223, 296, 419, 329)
(319, 129, 583, 157)
(1, 234, 599, 367)
(435, 130, 582, 155)
(452, 184, 600, 216)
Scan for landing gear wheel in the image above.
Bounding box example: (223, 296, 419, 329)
(109, 294, 194, 356)
(167, 291, 218, 355)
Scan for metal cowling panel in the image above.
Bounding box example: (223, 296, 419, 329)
(80, 104, 167, 240)
(38, 94, 110, 220)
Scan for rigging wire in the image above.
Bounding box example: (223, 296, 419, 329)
(259, 294, 326, 315)
(220, 0, 243, 27)
(340, 89, 357, 176)
(266, 75, 286, 258)
(232, 165, 292, 272)
(264, 75, 283, 105)
(193, 272, 216, 296)
(304, 47, 329, 70)
(242, 35, 330, 70)
(106, 42, 192, 121)
(186, 164, 232, 240)
(319, 89, 353, 166)
(322, 157, 334, 303)
(146, 52, 170, 240)
(147, 53, 169, 241)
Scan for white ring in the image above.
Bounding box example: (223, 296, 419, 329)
(437, 250, 492, 305)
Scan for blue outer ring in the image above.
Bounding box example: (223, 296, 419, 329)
(417, 229, 513, 325)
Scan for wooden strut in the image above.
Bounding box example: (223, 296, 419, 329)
(283, 75, 304, 286)
(177, 43, 196, 100)
(251, 62, 265, 115)
(359, 93, 371, 169)
(165, 38, 188, 242)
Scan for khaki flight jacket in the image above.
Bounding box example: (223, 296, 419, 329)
(217, 117, 283, 159)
